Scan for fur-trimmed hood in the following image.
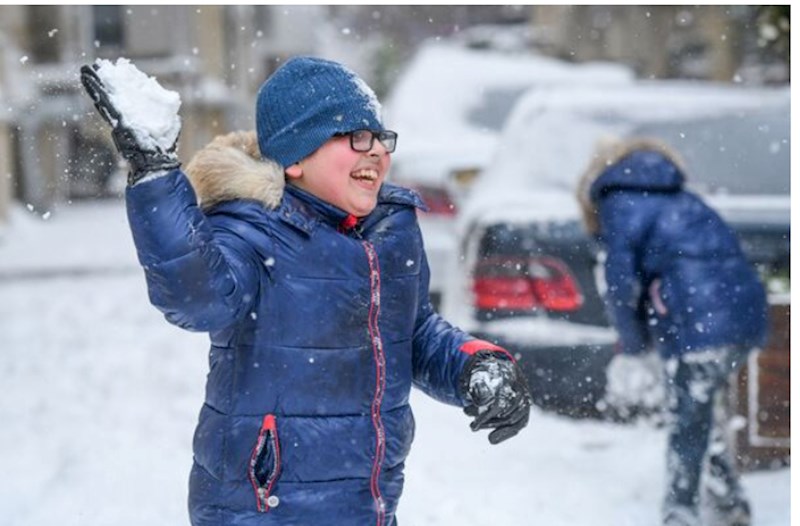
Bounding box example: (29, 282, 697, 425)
(576, 137, 686, 235)
(184, 131, 284, 210)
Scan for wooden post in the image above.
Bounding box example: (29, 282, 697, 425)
(732, 301, 791, 471)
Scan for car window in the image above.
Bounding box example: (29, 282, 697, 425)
(632, 108, 789, 196)
(466, 87, 529, 131)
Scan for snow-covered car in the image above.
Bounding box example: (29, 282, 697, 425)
(383, 42, 633, 307)
(442, 81, 790, 417)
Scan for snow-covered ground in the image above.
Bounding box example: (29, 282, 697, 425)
(0, 200, 790, 526)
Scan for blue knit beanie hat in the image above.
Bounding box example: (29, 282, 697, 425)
(256, 56, 384, 168)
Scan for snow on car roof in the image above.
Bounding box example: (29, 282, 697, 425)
(386, 42, 634, 135)
(385, 43, 634, 184)
(460, 81, 789, 228)
(457, 189, 582, 232)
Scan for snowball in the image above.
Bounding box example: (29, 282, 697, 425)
(93, 58, 181, 152)
(604, 353, 665, 413)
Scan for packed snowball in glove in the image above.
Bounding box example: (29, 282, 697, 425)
(81, 58, 182, 184)
(92, 58, 181, 152)
(460, 351, 532, 445)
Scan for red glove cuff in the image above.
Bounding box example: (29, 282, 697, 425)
(459, 339, 516, 362)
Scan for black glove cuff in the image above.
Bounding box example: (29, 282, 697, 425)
(111, 128, 180, 185)
(127, 155, 181, 185)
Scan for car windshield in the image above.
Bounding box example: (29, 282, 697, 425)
(633, 108, 789, 196)
(467, 87, 529, 131)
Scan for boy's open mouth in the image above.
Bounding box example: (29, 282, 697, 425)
(351, 169, 378, 182)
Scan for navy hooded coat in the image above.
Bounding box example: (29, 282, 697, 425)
(125, 132, 507, 525)
(586, 148, 767, 358)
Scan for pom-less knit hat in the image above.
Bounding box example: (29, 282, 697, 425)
(256, 56, 384, 168)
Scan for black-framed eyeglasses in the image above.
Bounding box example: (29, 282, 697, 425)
(336, 129, 398, 153)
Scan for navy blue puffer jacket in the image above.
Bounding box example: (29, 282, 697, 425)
(124, 132, 505, 526)
(588, 149, 767, 358)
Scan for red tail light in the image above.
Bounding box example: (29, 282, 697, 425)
(472, 257, 584, 313)
(530, 258, 584, 311)
(413, 184, 457, 216)
(473, 276, 537, 310)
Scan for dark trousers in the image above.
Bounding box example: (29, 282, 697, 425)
(663, 346, 751, 511)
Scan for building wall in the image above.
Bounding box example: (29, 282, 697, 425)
(0, 29, 17, 226)
(0, 5, 321, 216)
(531, 6, 740, 81)
(0, 120, 10, 226)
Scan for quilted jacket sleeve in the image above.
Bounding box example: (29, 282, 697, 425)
(125, 170, 262, 332)
(598, 192, 652, 355)
(411, 247, 513, 407)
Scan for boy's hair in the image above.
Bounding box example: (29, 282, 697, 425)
(255, 56, 384, 168)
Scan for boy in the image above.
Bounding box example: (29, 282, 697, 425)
(80, 56, 531, 525)
(577, 137, 767, 526)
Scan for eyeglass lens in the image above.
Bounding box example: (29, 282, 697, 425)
(350, 130, 397, 153)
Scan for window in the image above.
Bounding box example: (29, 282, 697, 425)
(26, 6, 62, 63)
(93, 5, 124, 49)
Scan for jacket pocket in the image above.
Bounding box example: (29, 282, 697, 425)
(248, 414, 282, 512)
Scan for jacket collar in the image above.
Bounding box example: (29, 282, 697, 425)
(279, 184, 345, 234)
(185, 130, 284, 210)
(279, 183, 427, 235)
(184, 130, 427, 235)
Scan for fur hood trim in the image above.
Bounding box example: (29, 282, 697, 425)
(184, 131, 284, 210)
(576, 136, 686, 236)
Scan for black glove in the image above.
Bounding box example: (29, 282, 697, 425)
(80, 64, 180, 185)
(460, 351, 532, 444)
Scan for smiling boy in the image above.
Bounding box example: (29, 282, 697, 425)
(285, 128, 395, 217)
(80, 56, 531, 525)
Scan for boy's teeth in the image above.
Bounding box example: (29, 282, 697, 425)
(352, 170, 377, 180)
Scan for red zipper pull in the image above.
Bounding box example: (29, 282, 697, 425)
(339, 214, 358, 232)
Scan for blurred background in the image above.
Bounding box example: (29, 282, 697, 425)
(0, 5, 790, 217)
(0, 5, 791, 526)
(0, 6, 791, 525)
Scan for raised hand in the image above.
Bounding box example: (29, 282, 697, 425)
(80, 63, 180, 184)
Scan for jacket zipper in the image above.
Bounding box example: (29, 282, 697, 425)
(248, 414, 281, 512)
(362, 241, 387, 526)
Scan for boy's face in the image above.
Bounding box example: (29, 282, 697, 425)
(285, 133, 391, 217)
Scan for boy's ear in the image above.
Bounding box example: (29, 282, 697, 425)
(285, 163, 302, 179)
